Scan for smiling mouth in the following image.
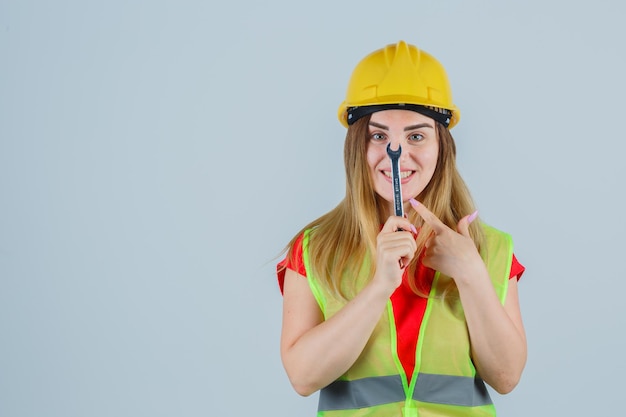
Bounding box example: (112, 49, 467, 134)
(383, 171, 413, 179)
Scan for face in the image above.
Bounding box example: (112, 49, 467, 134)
(366, 110, 439, 215)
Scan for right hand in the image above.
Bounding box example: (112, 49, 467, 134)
(372, 216, 418, 294)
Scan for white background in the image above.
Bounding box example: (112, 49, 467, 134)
(1, 1, 625, 416)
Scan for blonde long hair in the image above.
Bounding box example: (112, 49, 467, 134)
(280, 115, 483, 299)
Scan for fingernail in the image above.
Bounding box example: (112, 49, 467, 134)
(410, 224, 417, 235)
(467, 210, 479, 224)
(409, 198, 420, 208)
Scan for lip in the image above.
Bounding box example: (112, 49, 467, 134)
(382, 170, 416, 184)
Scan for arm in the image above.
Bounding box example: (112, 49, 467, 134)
(280, 268, 391, 396)
(410, 199, 527, 394)
(454, 269, 527, 394)
(280, 217, 417, 396)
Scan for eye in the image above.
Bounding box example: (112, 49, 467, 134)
(370, 132, 387, 142)
(408, 133, 424, 142)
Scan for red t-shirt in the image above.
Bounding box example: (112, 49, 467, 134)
(277, 234, 525, 382)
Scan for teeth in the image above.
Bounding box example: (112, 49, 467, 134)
(384, 171, 412, 179)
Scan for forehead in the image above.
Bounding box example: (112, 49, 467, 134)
(369, 109, 435, 127)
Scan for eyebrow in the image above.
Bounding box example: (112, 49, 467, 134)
(369, 121, 434, 131)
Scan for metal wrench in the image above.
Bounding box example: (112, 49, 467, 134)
(386, 143, 404, 218)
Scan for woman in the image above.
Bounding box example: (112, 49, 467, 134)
(277, 40, 527, 417)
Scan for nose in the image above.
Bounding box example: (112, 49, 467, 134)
(391, 139, 412, 164)
(388, 137, 402, 152)
(387, 137, 408, 164)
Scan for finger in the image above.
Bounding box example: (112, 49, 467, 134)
(424, 234, 434, 249)
(380, 232, 418, 254)
(379, 231, 418, 257)
(456, 210, 478, 238)
(408, 199, 448, 235)
(394, 241, 417, 268)
(381, 216, 417, 234)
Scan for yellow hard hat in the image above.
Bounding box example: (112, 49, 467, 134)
(338, 40, 460, 129)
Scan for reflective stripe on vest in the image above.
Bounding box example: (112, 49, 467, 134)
(319, 373, 491, 411)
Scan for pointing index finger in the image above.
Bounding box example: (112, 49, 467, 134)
(409, 198, 448, 235)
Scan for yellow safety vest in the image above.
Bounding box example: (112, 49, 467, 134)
(303, 224, 513, 417)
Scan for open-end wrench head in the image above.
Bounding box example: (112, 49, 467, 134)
(386, 143, 402, 159)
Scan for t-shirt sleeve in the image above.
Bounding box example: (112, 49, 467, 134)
(510, 253, 525, 280)
(276, 233, 306, 294)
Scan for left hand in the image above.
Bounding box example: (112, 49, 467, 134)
(409, 199, 484, 281)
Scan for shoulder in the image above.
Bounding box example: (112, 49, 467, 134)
(480, 223, 512, 243)
(276, 231, 310, 293)
(480, 222, 525, 280)
(480, 222, 514, 256)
